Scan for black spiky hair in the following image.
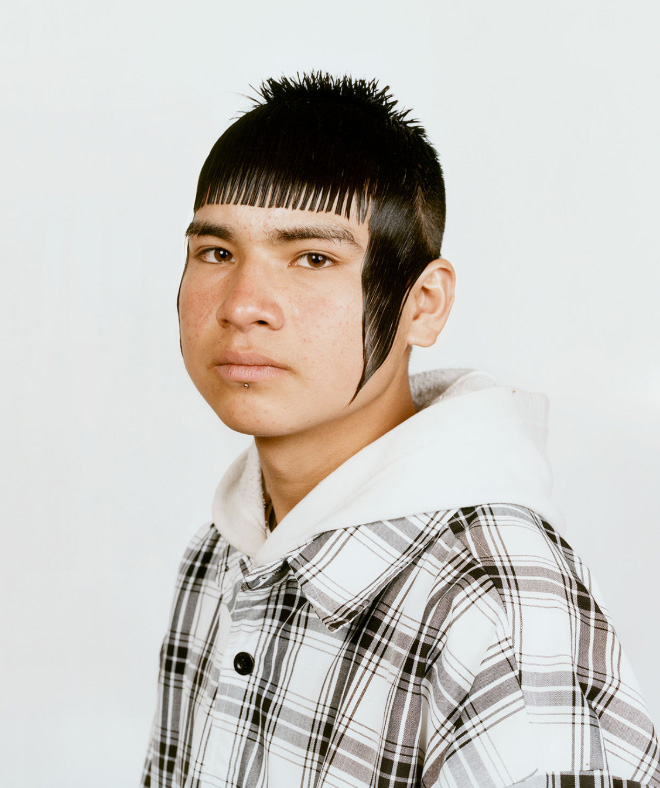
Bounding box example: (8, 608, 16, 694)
(193, 72, 446, 395)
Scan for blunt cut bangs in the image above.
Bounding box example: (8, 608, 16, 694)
(193, 74, 446, 396)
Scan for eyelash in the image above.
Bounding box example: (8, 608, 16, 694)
(195, 247, 336, 270)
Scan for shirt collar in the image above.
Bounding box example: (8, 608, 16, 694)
(242, 509, 456, 632)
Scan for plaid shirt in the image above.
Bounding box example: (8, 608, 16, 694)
(142, 503, 660, 787)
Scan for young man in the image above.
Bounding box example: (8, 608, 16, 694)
(142, 74, 659, 788)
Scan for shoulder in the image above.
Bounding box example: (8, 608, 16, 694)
(172, 521, 237, 593)
(436, 503, 607, 646)
(444, 503, 592, 601)
(160, 523, 241, 652)
(420, 507, 660, 785)
(418, 504, 578, 610)
(416, 503, 609, 684)
(430, 504, 649, 730)
(448, 502, 563, 558)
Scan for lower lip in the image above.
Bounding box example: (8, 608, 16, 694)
(215, 364, 287, 383)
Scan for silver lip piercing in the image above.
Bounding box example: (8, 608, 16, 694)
(243, 383, 249, 388)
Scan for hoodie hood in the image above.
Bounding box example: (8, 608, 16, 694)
(212, 368, 564, 567)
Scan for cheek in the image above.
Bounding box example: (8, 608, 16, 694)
(178, 273, 215, 344)
(177, 275, 223, 385)
(294, 286, 364, 377)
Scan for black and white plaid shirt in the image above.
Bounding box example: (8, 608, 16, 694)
(142, 503, 660, 787)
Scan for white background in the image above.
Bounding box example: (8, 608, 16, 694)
(1, 1, 658, 785)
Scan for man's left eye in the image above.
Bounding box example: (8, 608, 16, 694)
(296, 253, 334, 269)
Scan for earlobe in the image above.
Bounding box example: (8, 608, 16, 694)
(406, 258, 456, 348)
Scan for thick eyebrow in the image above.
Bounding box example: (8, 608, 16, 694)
(185, 220, 363, 251)
(269, 225, 363, 251)
(185, 221, 236, 241)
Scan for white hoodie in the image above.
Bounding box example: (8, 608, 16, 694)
(211, 368, 564, 567)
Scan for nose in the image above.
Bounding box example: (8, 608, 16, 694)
(216, 260, 284, 332)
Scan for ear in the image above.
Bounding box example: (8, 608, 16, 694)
(404, 258, 456, 348)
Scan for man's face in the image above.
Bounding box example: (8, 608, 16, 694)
(178, 202, 411, 438)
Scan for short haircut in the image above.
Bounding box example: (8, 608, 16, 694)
(192, 72, 446, 396)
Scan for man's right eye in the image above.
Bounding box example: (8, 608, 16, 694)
(197, 247, 233, 264)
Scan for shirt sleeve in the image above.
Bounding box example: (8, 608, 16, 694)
(420, 506, 660, 788)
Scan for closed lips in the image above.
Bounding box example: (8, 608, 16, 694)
(215, 351, 285, 367)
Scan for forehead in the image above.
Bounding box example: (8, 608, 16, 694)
(188, 202, 370, 249)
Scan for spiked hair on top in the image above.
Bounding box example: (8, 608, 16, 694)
(193, 72, 446, 395)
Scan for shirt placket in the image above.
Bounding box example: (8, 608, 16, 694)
(196, 556, 288, 787)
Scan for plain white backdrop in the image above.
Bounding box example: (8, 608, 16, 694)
(1, 1, 658, 785)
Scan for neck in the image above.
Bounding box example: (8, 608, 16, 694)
(256, 372, 416, 526)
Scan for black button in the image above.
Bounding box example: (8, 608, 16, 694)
(233, 652, 254, 675)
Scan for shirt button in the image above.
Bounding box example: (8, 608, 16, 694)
(233, 652, 255, 675)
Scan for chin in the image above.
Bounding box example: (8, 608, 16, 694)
(197, 378, 357, 438)
(209, 400, 312, 438)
